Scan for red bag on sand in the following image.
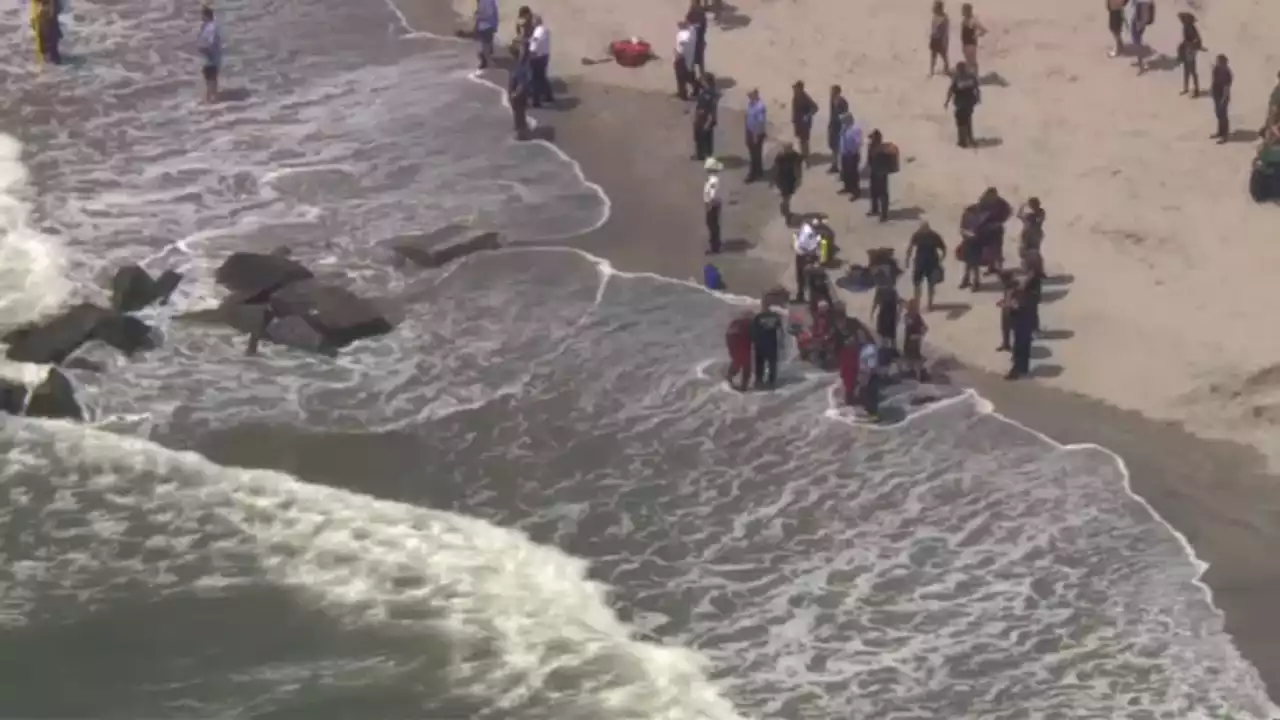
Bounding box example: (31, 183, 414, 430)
(610, 38, 653, 68)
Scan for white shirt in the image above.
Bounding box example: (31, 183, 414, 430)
(794, 222, 821, 255)
(675, 28, 695, 67)
(703, 175, 721, 205)
(530, 24, 551, 58)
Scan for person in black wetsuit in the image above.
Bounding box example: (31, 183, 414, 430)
(791, 81, 819, 162)
(905, 221, 947, 310)
(772, 141, 803, 224)
(866, 130, 894, 222)
(751, 300, 784, 389)
(870, 271, 902, 351)
(692, 74, 719, 160)
(945, 62, 981, 148)
(827, 85, 850, 173)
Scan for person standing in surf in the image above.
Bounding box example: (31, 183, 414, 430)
(751, 299, 784, 390)
(724, 310, 754, 391)
(508, 44, 533, 138)
(197, 5, 222, 103)
(34, 0, 62, 65)
(473, 0, 499, 70)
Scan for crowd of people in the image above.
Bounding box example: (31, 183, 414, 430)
(465, 0, 1280, 416)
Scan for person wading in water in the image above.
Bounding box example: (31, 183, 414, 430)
(958, 3, 987, 76)
(197, 5, 222, 103)
(906, 221, 947, 310)
(945, 62, 980, 148)
(724, 310, 754, 391)
(751, 300, 784, 390)
(791, 81, 819, 163)
(827, 85, 850, 174)
(772, 141, 803, 225)
(929, 1, 950, 76)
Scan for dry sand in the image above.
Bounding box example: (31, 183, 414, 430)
(447, 0, 1280, 473)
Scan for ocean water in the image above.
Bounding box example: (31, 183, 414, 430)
(0, 0, 1277, 718)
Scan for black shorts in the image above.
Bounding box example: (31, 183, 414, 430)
(202, 65, 219, 82)
(912, 263, 939, 287)
(929, 36, 947, 54)
(1108, 9, 1124, 33)
(904, 336, 923, 361)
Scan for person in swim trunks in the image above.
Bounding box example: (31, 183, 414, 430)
(905, 221, 947, 310)
(1106, 0, 1127, 58)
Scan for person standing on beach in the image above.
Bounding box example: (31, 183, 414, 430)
(508, 45, 532, 138)
(772, 141, 802, 224)
(472, 0, 499, 69)
(703, 157, 724, 254)
(1016, 197, 1046, 261)
(687, 0, 709, 75)
(751, 300, 784, 390)
(693, 74, 719, 161)
(1006, 282, 1036, 380)
(725, 310, 754, 391)
(1211, 54, 1233, 143)
(1131, 0, 1154, 71)
(527, 15, 554, 107)
(1106, 0, 1127, 58)
(901, 298, 929, 381)
(791, 81, 819, 162)
(945, 62, 980, 148)
(905, 221, 946, 310)
(792, 220, 821, 303)
(744, 89, 768, 182)
(197, 6, 222, 103)
(929, 1, 950, 76)
(838, 114, 863, 199)
(866, 130, 894, 222)
(870, 271, 901, 351)
(1178, 12, 1203, 97)
(674, 20, 698, 100)
(958, 4, 986, 76)
(827, 85, 850, 174)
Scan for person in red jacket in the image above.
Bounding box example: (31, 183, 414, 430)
(837, 315, 862, 406)
(725, 310, 754, 391)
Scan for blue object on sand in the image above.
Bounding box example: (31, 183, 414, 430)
(703, 263, 725, 291)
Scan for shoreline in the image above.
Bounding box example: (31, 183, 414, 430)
(392, 1, 1280, 709)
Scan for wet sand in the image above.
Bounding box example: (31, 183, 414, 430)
(197, 1, 1280, 705)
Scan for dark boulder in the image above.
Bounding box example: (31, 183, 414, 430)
(215, 252, 313, 303)
(390, 227, 503, 269)
(264, 315, 336, 356)
(153, 269, 184, 305)
(4, 303, 112, 365)
(0, 367, 83, 421)
(110, 264, 158, 313)
(267, 279, 393, 348)
(92, 313, 157, 357)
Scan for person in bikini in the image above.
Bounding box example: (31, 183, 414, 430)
(958, 4, 986, 76)
(929, 1, 950, 76)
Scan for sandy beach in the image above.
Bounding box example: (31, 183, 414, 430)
(401, 0, 1280, 702)
(443, 0, 1280, 475)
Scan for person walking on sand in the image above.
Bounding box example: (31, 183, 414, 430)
(687, 0, 709, 75)
(791, 81, 819, 162)
(692, 74, 719, 160)
(744, 89, 768, 182)
(508, 44, 533, 138)
(945, 62, 980, 148)
(838, 114, 864, 199)
(197, 5, 222, 103)
(1106, 0, 1127, 59)
(527, 15, 554, 107)
(1178, 12, 1203, 97)
(772, 141, 803, 225)
(866, 130, 894, 222)
(906, 221, 946, 310)
(929, 1, 950, 76)
(1131, 0, 1154, 71)
(1211, 54, 1233, 143)
(959, 4, 986, 76)
(827, 85, 850, 173)
(472, 0, 498, 69)
(703, 157, 724, 254)
(674, 20, 699, 100)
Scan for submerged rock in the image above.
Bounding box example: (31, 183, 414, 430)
(109, 264, 185, 313)
(4, 303, 112, 365)
(214, 251, 313, 303)
(390, 227, 504, 269)
(93, 313, 157, 357)
(0, 367, 83, 421)
(264, 315, 336, 356)
(267, 279, 394, 348)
